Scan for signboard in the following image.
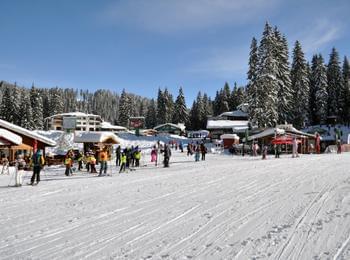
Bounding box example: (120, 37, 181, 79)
(129, 117, 145, 130)
(63, 117, 77, 130)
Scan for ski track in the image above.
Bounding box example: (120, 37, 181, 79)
(0, 152, 349, 259)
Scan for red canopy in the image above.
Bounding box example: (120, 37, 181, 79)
(272, 136, 301, 145)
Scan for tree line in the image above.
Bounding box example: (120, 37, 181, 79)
(247, 22, 350, 129)
(1, 22, 349, 131)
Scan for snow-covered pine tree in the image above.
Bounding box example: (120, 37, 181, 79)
(202, 93, 213, 126)
(30, 85, 44, 129)
(189, 100, 198, 130)
(327, 48, 343, 118)
(118, 89, 132, 127)
(212, 90, 221, 116)
(312, 55, 328, 124)
(156, 88, 166, 124)
(290, 41, 309, 128)
(145, 99, 157, 128)
(342, 56, 350, 124)
(173, 87, 189, 125)
(247, 37, 259, 125)
(255, 22, 279, 127)
(163, 88, 174, 123)
(20, 89, 34, 129)
(49, 87, 64, 116)
(0, 83, 22, 125)
(230, 83, 238, 110)
(309, 55, 318, 125)
(274, 28, 292, 124)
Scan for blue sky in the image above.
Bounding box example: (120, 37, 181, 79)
(0, 0, 349, 104)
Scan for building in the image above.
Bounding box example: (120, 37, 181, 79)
(206, 104, 249, 139)
(44, 112, 102, 131)
(154, 123, 186, 135)
(0, 119, 56, 161)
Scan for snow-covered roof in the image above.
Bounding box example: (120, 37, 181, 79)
(219, 110, 248, 118)
(74, 132, 121, 144)
(247, 128, 285, 141)
(101, 122, 127, 130)
(207, 120, 249, 129)
(220, 134, 240, 140)
(45, 112, 101, 119)
(0, 119, 56, 146)
(0, 128, 22, 145)
(154, 123, 186, 131)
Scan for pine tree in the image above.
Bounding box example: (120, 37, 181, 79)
(163, 88, 174, 123)
(247, 37, 259, 125)
(173, 87, 189, 124)
(255, 22, 279, 127)
(156, 88, 166, 124)
(291, 41, 309, 128)
(327, 48, 343, 118)
(30, 85, 44, 129)
(309, 55, 318, 125)
(49, 87, 64, 116)
(20, 90, 34, 129)
(312, 55, 328, 124)
(0, 83, 22, 124)
(342, 56, 350, 124)
(274, 28, 292, 124)
(145, 99, 157, 128)
(202, 93, 213, 128)
(189, 100, 198, 130)
(118, 89, 132, 127)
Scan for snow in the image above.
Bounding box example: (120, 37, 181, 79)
(154, 123, 186, 132)
(0, 128, 22, 145)
(207, 120, 249, 129)
(1, 152, 350, 259)
(45, 112, 100, 118)
(0, 119, 56, 146)
(219, 110, 248, 118)
(220, 134, 240, 140)
(100, 122, 127, 131)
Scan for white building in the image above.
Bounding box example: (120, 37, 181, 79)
(44, 112, 102, 131)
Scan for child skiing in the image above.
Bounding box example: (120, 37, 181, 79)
(151, 146, 157, 166)
(119, 152, 127, 173)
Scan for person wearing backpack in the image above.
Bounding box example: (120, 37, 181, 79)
(30, 150, 45, 185)
(98, 148, 108, 176)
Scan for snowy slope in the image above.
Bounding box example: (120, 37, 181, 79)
(0, 152, 350, 259)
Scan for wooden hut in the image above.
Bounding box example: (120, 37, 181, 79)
(0, 119, 56, 161)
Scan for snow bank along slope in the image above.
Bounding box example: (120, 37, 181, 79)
(0, 152, 350, 259)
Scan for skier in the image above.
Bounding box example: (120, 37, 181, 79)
(119, 152, 127, 173)
(292, 136, 299, 158)
(15, 154, 26, 187)
(90, 154, 97, 173)
(98, 148, 108, 176)
(163, 144, 171, 167)
(262, 146, 268, 160)
(134, 149, 141, 167)
(85, 153, 91, 172)
(77, 152, 84, 171)
(194, 145, 200, 162)
(187, 143, 193, 156)
(151, 145, 158, 166)
(30, 149, 45, 185)
(179, 141, 184, 153)
(275, 144, 281, 158)
(64, 154, 73, 176)
(337, 139, 342, 154)
(115, 145, 121, 166)
(200, 143, 207, 161)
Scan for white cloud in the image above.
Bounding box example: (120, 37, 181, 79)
(294, 19, 342, 54)
(100, 0, 278, 33)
